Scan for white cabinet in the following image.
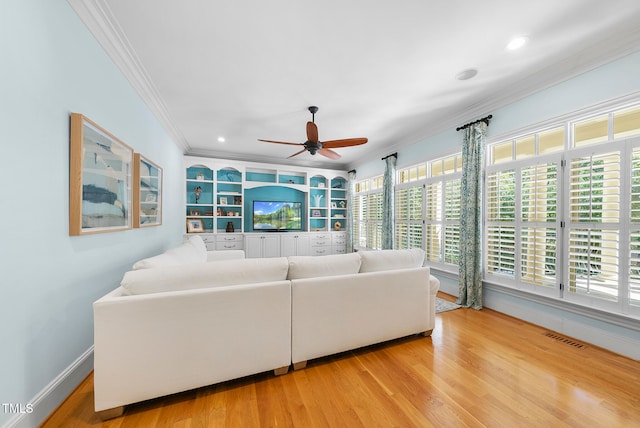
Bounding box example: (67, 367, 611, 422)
(309, 232, 332, 256)
(332, 231, 347, 254)
(216, 233, 244, 251)
(281, 234, 311, 257)
(245, 234, 280, 258)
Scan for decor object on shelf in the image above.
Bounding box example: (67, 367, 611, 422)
(69, 113, 133, 236)
(194, 186, 202, 204)
(187, 219, 204, 233)
(226, 221, 235, 233)
(196, 172, 204, 180)
(334, 221, 342, 231)
(258, 106, 368, 160)
(312, 210, 321, 217)
(313, 194, 324, 207)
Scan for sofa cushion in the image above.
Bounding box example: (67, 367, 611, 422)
(358, 248, 425, 273)
(132, 236, 207, 270)
(287, 253, 362, 280)
(122, 257, 289, 295)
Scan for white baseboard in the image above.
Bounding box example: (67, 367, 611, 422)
(2, 347, 94, 428)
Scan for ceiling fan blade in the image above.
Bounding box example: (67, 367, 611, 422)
(288, 148, 308, 158)
(306, 121, 319, 143)
(258, 139, 303, 146)
(321, 138, 368, 149)
(318, 148, 341, 160)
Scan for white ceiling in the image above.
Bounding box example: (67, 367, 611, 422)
(69, 0, 640, 170)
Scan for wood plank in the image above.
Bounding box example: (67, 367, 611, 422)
(41, 292, 640, 427)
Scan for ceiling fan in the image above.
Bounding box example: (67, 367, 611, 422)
(258, 106, 368, 160)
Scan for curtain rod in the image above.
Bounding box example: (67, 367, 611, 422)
(381, 152, 397, 160)
(456, 114, 493, 131)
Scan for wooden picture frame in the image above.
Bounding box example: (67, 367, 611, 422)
(69, 113, 133, 235)
(133, 153, 163, 228)
(186, 218, 205, 233)
(189, 209, 201, 216)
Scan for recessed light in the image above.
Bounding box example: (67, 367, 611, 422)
(456, 68, 478, 81)
(217, 136, 226, 143)
(506, 36, 528, 51)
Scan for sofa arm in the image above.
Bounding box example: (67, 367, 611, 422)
(93, 281, 290, 412)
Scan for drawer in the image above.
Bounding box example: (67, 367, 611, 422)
(310, 233, 331, 243)
(332, 231, 347, 241)
(332, 247, 346, 255)
(215, 241, 243, 251)
(216, 234, 243, 243)
(310, 247, 331, 256)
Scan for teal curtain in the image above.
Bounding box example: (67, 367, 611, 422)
(457, 122, 487, 309)
(381, 154, 397, 249)
(346, 169, 356, 253)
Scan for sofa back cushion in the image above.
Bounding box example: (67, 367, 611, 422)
(358, 249, 425, 273)
(131, 236, 207, 270)
(287, 253, 362, 280)
(122, 257, 289, 295)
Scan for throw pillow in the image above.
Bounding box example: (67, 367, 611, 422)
(358, 248, 425, 273)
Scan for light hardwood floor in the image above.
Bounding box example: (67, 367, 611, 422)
(41, 293, 640, 427)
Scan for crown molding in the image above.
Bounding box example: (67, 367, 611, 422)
(67, 0, 190, 153)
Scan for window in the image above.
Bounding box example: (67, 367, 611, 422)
(354, 176, 383, 249)
(486, 103, 640, 317)
(395, 155, 462, 269)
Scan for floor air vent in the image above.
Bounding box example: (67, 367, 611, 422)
(543, 332, 587, 349)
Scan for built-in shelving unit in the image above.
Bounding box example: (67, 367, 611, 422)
(184, 156, 348, 236)
(330, 177, 347, 231)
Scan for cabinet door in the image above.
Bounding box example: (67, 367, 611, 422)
(245, 235, 263, 258)
(245, 235, 281, 258)
(281, 234, 311, 256)
(280, 235, 297, 257)
(262, 235, 281, 258)
(295, 234, 311, 256)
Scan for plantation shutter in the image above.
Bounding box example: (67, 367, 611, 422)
(444, 178, 461, 264)
(424, 182, 442, 262)
(395, 185, 423, 250)
(520, 161, 560, 288)
(486, 169, 516, 277)
(566, 150, 621, 303)
(629, 147, 640, 308)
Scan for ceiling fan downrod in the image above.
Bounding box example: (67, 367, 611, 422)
(308, 105, 318, 123)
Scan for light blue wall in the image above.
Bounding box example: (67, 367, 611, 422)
(0, 1, 184, 426)
(355, 50, 640, 179)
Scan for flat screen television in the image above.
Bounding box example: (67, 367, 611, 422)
(253, 201, 302, 231)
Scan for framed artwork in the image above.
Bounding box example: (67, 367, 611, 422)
(312, 209, 321, 217)
(189, 209, 201, 216)
(69, 113, 133, 235)
(219, 197, 228, 205)
(186, 218, 205, 233)
(133, 153, 163, 228)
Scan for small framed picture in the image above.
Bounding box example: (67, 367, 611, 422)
(318, 182, 325, 188)
(186, 219, 204, 233)
(331, 202, 337, 208)
(312, 209, 321, 217)
(189, 209, 201, 216)
(219, 197, 228, 205)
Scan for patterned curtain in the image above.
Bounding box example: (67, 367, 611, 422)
(381, 154, 397, 249)
(457, 122, 487, 309)
(346, 169, 356, 253)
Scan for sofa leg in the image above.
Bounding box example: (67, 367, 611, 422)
(421, 329, 433, 337)
(293, 361, 307, 370)
(273, 366, 289, 376)
(96, 406, 124, 420)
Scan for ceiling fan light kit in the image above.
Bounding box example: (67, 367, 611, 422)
(259, 106, 368, 160)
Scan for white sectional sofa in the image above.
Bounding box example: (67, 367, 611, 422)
(93, 236, 439, 417)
